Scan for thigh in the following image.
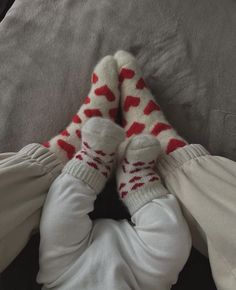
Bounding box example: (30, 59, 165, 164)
(160, 151, 236, 290)
(0, 143, 62, 272)
(0, 152, 15, 161)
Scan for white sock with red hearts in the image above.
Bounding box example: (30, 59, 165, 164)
(64, 117, 125, 193)
(116, 134, 168, 215)
(43, 55, 120, 163)
(114, 50, 188, 155)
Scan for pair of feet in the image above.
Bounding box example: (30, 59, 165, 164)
(43, 51, 187, 162)
(44, 51, 187, 212)
(69, 117, 164, 215)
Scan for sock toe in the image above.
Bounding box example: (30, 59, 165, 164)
(125, 134, 161, 162)
(82, 117, 125, 145)
(95, 55, 118, 79)
(114, 50, 138, 70)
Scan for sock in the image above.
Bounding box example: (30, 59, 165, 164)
(114, 50, 187, 155)
(43, 55, 120, 163)
(64, 117, 125, 193)
(116, 134, 168, 215)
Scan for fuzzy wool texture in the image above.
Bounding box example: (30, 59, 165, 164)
(116, 134, 168, 215)
(44, 56, 120, 163)
(115, 50, 188, 155)
(65, 117, 125, 192)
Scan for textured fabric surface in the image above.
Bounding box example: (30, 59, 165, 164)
(1, 235, 216, 290)
(0, 0, 234, 289)
(0, 0, 14, 21)
(0, 143, 63, 272)
(38, 172, 190, 290)
(158, 144, 236, 290)
(0, 0, 235, 161)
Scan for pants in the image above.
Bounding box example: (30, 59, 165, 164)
(37, 169, 190, 289)
(0, 144, 63, 272)
(157, 144, 236, 290)
(0, 143, 236, 290)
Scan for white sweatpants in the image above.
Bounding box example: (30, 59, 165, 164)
(37, 168, 191, 290)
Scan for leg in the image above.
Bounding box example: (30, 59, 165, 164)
(114, 50, 236, 289)
(0, 54, 120, 272)
(116, 135, 191, 287)
(37, 118, 124, 286)
(43, 55, 120, 163)
(0, 144, 62, 272)
(114, 50, 187, 154)
(157, 145, 236, 290)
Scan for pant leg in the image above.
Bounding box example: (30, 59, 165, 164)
(37, 160, 98, 287)
(0, 143, 62, 272)
(131, 192, 192, 288)
(157, 144, 236, 290)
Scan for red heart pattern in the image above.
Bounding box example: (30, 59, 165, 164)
(136, 78, 147, 90)
(84, 96, 91, 104)
(72, 114, 82, 124)
(119, 68, 135, 83)
(83, 141, 91, 149)
(119, 183, 126, 190)
(87, 161, 98, 170)
(121, 191, 128, 198)
(76, 153, 83, 160)
(131, 183, 144, 190)
(144, 100, 160, 115)
(57, 139, 75, 159)
(92, 73, 98, 84)
(43, 57, 119, 162)
(149, 176, 159, 182)
(84, 109, 103, 118)
(124, 96, 140, 112)
(133, 161, 145, 166)
(166, 139, 187, 154)
(76, 139, 115, 179)
(119, 59, 188, 156)
(129, 176, 142, 183)
(126, 122, 145, 137)
(95, 85, 116, 102)
(117, 152, 161, 203)
(61, 130, 70, 137)
(44, 53, 187, 164)
(95, 150, 106, 156)
(151, 123, 172, 136)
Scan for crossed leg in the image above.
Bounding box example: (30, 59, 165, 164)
(115, 50, 236, 290)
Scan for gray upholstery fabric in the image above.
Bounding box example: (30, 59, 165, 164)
(0, 0, 14, 21)
(0, 0, 235, 160)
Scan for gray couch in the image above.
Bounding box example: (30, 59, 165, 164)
(1, 0, 235, 289)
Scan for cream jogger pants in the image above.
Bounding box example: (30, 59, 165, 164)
(0, 143, 236, 290)
(157, 144, 236, 290)
(0, 144, 63, 272)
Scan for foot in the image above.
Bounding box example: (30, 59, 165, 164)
(43, 55, 120, 163)
(114, 50, 187, 155)
(71, 117, 125, 193)
(117, 134, 167, 215)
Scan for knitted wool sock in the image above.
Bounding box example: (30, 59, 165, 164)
(43, 55, 120, 163)
(114, 50, 187, 155)
(117, 134, 168, 215)
(64, 117, 125, 193)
